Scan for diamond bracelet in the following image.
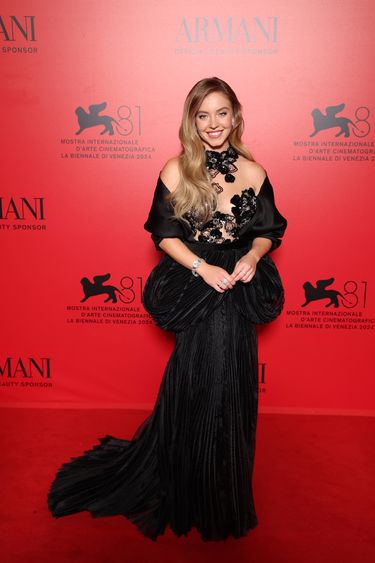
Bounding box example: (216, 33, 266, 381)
(191, 257, 204, 277)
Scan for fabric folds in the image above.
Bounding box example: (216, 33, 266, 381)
(143, 175, 189, 251)
(142, 240, 285, 332)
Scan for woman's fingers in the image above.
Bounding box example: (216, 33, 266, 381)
(231, 268, 249, 282)
(231, 266, 257, 284)
(241, 272, 255, 283)
(213, 269, 234, 292)
(219, 269, 235, 290)
(231, 264, 254, 282)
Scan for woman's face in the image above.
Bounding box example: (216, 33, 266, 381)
(195, 91, 234, 151)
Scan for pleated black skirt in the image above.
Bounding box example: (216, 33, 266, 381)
(47, 239, 284, 541)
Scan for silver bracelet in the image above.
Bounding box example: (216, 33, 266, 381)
(191, 257, 204, 277)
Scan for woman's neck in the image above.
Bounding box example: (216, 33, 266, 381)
(202, 141, 230, 153)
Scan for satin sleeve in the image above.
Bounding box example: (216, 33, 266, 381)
(144, 176, 186, 251)
(248, 176, 287, 252)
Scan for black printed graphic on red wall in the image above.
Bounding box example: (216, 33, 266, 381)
(81, 274, 124, 304)
(75, 102, 129, 136)
(310, 104, 368, 138)
(302, 278, 358, 308)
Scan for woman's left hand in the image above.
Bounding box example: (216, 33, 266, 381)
(229, 250, 260, 284)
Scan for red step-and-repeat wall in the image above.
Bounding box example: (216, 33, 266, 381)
(1, 0, 374, 415)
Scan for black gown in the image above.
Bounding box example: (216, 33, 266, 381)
(47, 173, 287, 542)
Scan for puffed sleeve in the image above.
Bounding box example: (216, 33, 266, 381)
(144, 175, 186, 251)
(248, 175, 287, 252)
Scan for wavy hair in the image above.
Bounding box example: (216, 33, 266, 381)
(166, 76, 254, 223)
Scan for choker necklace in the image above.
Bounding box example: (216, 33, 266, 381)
(205, 144, 239, 194)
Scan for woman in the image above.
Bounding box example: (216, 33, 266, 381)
(47, 77, 287, 542)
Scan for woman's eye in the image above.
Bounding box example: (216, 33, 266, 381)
(198, 114, 207, 119)
(219, 112, 227, 117)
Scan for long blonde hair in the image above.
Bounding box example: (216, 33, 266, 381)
(166, 77, 254, 223)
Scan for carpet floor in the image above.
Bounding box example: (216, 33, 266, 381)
(1, 407, 374, 563)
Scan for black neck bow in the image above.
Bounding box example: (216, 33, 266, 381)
(205, 144, 239, 183)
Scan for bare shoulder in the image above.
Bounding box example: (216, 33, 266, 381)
(239, 157, 267, 195)
(159, 157, 181, 192)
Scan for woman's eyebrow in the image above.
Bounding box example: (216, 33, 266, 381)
(197, 106, 230, 114)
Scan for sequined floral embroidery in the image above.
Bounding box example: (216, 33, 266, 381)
(184, 187, 257, 244)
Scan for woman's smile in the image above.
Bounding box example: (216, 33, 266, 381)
(207, 130, 224, 138)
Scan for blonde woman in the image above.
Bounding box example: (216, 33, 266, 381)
(48, 77, 287, 543)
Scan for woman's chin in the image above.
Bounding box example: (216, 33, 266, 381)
(202, 134, 230, 151)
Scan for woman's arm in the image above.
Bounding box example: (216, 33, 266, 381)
(229, 237, 272, 284)
(158, 159, 206, 272)
(159, 237, 204, 271)
(227, 157, 286, 284)
(247, 237, 273, 262)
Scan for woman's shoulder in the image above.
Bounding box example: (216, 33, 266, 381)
(159, 157, 181, 193)
(239, 156, 267, 195)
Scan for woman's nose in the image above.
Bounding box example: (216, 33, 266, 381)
(209, 116, 218, 128)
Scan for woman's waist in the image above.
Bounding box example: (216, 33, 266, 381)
(185, 238, 251, 251)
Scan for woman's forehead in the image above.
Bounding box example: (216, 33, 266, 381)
(198, 91, 231, 111)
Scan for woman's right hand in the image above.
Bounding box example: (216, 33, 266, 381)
(197, 263, 236, 293)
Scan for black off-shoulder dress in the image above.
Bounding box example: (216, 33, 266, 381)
(47, 173, 287, 542)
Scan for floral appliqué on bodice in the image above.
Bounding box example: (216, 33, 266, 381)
(183, 187, 257, 244)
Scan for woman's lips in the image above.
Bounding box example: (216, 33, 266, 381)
(207, 130, 223, 137)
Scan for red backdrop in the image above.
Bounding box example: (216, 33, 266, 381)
(1, 0, 374, 415)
